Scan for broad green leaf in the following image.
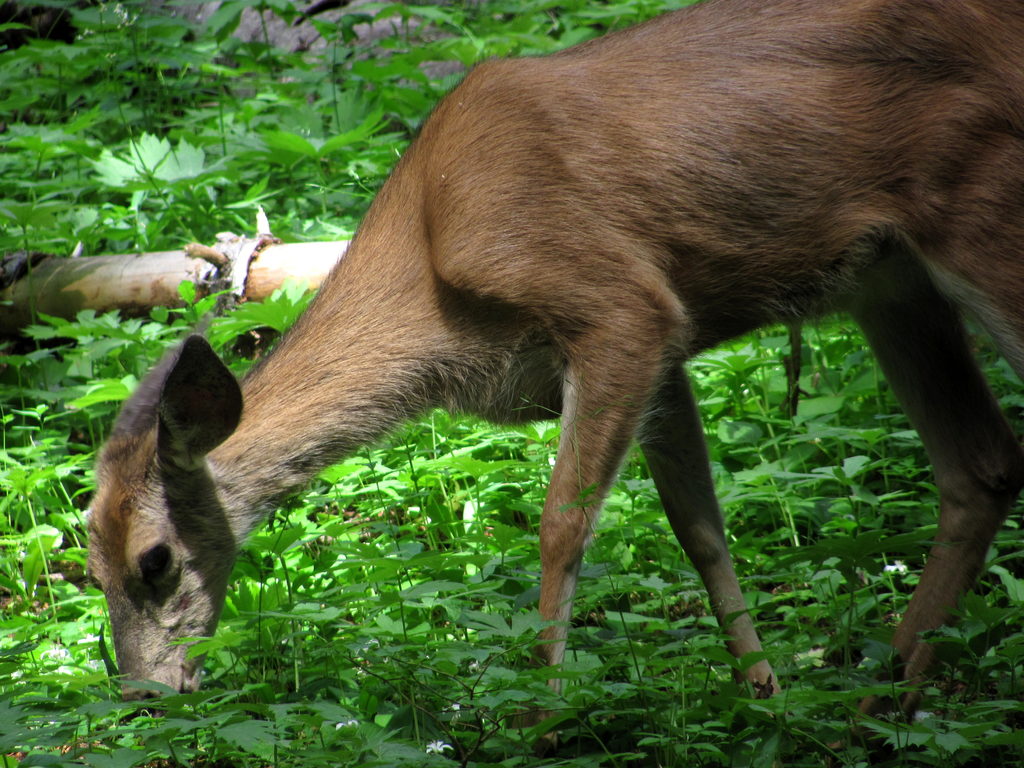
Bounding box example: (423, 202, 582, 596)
(990, 564, 1024, 602)
(320, 110, 387, 154)
(841, 454, 871, 478)
(717, 419, 763, 445)
(261, 130, 319, 158)
(21, 525, 61, 598)
(400, 580, 464, 600)
(82, 748, 146, 768)
(796, 394, 846, 420)
(68, 377, 135, 408)
(131, 133, 173, 173)
(150, 139, 207, 182)
(218, 719, 276, 759)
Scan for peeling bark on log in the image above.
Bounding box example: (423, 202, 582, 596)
(0, 240, 348, 336)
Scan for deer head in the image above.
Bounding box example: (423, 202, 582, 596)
(87, 336, 242, 698)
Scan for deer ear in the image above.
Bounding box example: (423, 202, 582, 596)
(112, 339, 190, 438)
(157, 335, 243, 469)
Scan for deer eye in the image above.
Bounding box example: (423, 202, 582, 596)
(139, 544, 172, 583)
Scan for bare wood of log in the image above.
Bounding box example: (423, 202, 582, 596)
(0, 240, 349, 336)
(183, 242, 231, 268)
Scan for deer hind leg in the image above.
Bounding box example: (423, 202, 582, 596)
(848, 253, 1024, 717)
(638, 367, 778, 697)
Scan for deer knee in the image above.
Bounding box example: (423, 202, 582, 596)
(935, 436, 1024, 535)
(985, 453, 1024, 504)
(966, 438, 1024, 499)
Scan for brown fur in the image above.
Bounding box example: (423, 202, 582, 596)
(89, 0, 1023, 729)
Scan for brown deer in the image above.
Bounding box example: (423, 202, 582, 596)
(87, 0, 1024, 727)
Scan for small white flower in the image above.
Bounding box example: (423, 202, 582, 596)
(78, 634, 100, 645)
(883, 560, 908, 574)
(425, 740, 452, 755)
(335, 718, 359, 729)
(42, 647, 70, 662)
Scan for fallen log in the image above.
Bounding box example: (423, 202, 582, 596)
(0, 238, 349, 336)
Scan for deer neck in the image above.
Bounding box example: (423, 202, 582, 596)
(208, 193, 444, 541)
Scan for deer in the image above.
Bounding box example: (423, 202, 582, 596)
(87, 0, 1024, 731)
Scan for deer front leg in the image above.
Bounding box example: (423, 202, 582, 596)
(639, 366, 778, 697)
(536, 371, 642, 674)
(534, 324, 674, 685)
